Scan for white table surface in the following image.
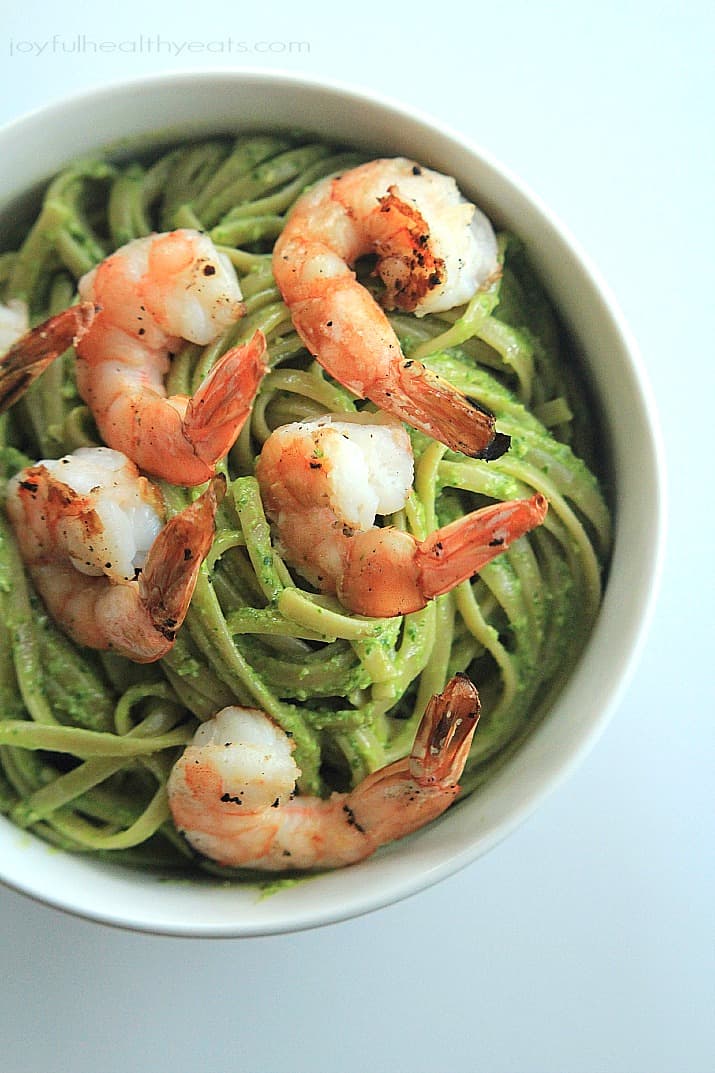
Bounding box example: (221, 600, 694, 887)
(0, 4, 713, 1072)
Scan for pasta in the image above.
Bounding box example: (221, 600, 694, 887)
(0, 133, 611, 877)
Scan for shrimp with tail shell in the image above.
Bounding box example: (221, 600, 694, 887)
(0, 230, 268, 486)
(273, 157, 509, 460)
(5, 447, 224, 663)
(167, 674, 481, 871)
(256, 413, 547, 617)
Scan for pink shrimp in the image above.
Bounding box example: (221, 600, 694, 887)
(255, 413, 548, 617)
(75, 230, 269, 484)
(167, 674, 481, 871)
(5, 447, 223, 663)
(273, 157, 507, 460)
(0, 230, 268, 485)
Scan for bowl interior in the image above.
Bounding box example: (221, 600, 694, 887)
(0, 71, 665, 936)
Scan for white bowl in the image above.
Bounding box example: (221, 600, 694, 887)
(0, 70, 665, 936)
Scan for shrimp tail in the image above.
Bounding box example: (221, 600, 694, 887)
(409, 672, 481, 785)
(384, 359, 508, 459)
(346, 674, 481, 849)
(139, 474, 225, 642)
(338, 493, 548, 617)
(0, 302, 95, 414)
(182, 330, 268, 469)
(416, 493, 549, 601)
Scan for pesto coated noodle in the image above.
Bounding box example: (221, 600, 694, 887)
(0, 133, 611, 877)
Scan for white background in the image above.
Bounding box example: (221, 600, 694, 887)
(0, 3, 713, 1072)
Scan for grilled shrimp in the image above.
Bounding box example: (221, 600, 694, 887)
(76, 229, 268, 485)
(272, 157, 507, 460)
(4, 447, 223, 663)
(0, 230, 268, 484)
(255, 413, 547, 617)
(167, 674, 481, 871)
